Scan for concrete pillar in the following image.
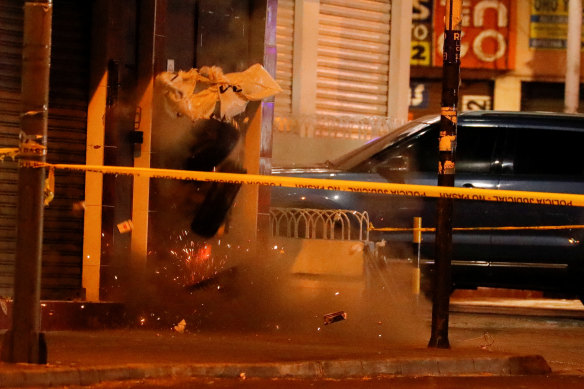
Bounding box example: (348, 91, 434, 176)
(131, 0, 166, 274)
(291, 0, 319, 136)
(82, 72, 106, 302)
(82, 0, 109, 302)
(565, 0, 582, 113)
(494, 76, 522, 111)
(388, 0, 413, 123)
(227, 0, 277, 245)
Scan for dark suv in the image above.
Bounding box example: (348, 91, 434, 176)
(271, 111, 584, 300)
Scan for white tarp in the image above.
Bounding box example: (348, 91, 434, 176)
(156, 63, 282, 122)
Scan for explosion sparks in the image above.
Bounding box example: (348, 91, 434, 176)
(162, 229, 227, 288)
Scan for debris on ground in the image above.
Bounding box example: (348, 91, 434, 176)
(173, 319, 186, 333)
(323, 311, 347, 325)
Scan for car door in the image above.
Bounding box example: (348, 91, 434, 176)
(449, 123, 503, 268)
(344, 122, 503, 265)
(492, 126, 584, 291)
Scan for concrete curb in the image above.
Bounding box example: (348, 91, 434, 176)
(0, 355, 551, 387)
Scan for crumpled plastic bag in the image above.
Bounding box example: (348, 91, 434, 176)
(156, 63, 282, 122)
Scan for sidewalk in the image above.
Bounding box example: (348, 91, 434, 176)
(0, 327, 551, 388)
(0, 287, 567, 388)
(450, 294, 584, 318)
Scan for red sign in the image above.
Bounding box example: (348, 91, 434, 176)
(434, 0, 516, 70)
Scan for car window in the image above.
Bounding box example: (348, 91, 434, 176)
(348, 125, 438, 173)
(330, 116, 441, 170)
(349, 123, 500, 175)
(508, 128, 584, 176)
(456, 126, 500, 174)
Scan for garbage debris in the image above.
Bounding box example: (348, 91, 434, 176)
(481, 332, 495, 350)
(323, 311, 347, 325)
(185, 266, 238, 292)
(155, 64, 280, 239)
(72, 201, 85, 211)
(173, 319, 186, 333)
(462, 331, 495, 351)
(156, 63, 282, 122)
(116, 220, 134, 234)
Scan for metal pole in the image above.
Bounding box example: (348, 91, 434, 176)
(428, 0, 462, 349)
(412, 217, 422, 296)
(1, 0, 52, 364)
(565, 0, 582, 113)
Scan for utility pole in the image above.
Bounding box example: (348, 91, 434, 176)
(428, 0, 462, 349)
(565, 0, 582, 113)
(1, 0, 52, 364)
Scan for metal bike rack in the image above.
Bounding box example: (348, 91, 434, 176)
(269, 207, 370, 242)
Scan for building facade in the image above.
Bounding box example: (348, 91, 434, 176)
(1, 0, 583, 301)
(0, 0, 275, 301)
(274, 0, 584, 125)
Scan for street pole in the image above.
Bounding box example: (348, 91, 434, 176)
(1, 0, 52, 364)
(564, 0, 582, 113)
(428, 0, 462, 349)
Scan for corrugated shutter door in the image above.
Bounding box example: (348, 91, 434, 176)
(317, 0, 390, 117)
(275, 0, 294, 117)
(0, 0, 89, 299)
(0, 1, 23, 297)
(43, 0, 90, 299)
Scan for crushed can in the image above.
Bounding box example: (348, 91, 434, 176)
(323, 311, 347, 325)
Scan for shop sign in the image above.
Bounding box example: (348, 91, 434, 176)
(461, 94, 492, 111)
(410, 82, 430, 108)
(434, 0, 516, 69)
(411, 0, 434, 66)
(529, 0, 583, 49)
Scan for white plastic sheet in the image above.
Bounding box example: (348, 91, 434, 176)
(156, 63, 282, 122)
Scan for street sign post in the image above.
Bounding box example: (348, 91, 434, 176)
(428, 0, 462, 349)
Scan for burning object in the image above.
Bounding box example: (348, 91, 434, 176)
(155, 64, 281, 238)
(165, 229, 227, 288)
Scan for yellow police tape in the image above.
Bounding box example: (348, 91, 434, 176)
(0, 147, 19, 161)
(369, 225, 584, 232)
(18, 161, 584, 208)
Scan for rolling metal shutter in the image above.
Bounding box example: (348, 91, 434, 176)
(43, 0, 90, 299)
(317, 0, 391, 117)
(0, 0, 89, 299)
(275, 0, 295, 117)
(0, 1, 22, 298)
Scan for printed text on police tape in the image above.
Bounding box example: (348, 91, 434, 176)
(40, 163, 584, 208)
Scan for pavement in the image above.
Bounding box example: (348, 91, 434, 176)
(0, 310, 552, 388)
(1, 286, 578, 387)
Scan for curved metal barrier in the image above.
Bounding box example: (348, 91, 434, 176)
(269, 207, 370, 242)
(273, 114, 405, 140)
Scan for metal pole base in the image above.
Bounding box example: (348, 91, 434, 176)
(428, 334, 451, 349)
(1, 330, 47, 364)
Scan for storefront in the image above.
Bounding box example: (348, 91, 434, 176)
(0, 0, 91, 299)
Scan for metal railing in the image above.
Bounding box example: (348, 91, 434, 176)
(273, 114, 405, 140)
(269, 207, 370, 241)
